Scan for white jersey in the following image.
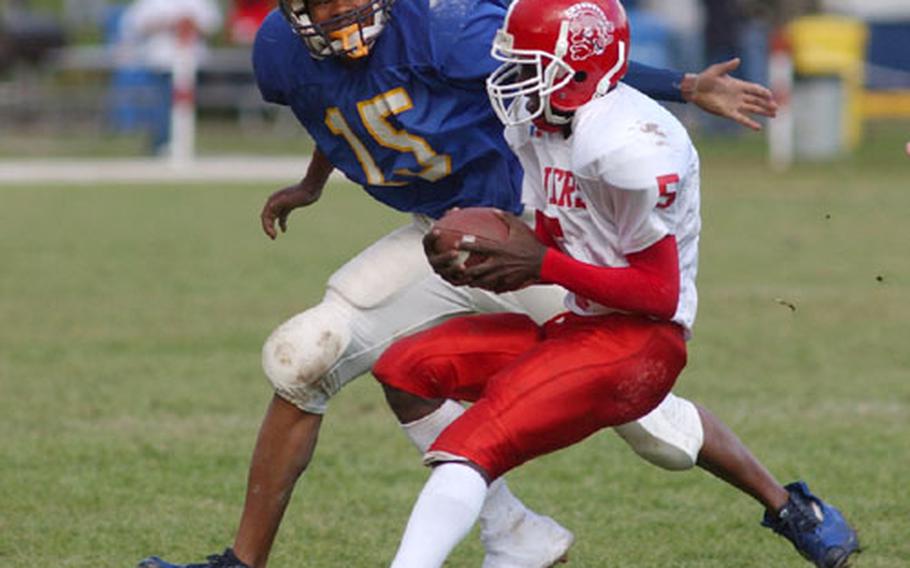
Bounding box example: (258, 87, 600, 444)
(505, 84, 701, 334)
(119, 0, 222, 70)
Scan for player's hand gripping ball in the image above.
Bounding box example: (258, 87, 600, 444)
(431, 207, 510, 268)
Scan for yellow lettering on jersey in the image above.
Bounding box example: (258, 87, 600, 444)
(325, 89, 453, 186)
(357, 87, 452, 182)
(325, 107, 405, 186)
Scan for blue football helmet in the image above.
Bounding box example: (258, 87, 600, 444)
(279, 0, 396, 59)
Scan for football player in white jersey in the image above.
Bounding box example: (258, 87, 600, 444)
(375, 0, 859, 566)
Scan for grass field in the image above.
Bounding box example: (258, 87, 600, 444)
(1, 131, 909, 567)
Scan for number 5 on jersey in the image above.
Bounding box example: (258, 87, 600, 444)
(325, 87, 452, 186)
(656, 174, 679, 209)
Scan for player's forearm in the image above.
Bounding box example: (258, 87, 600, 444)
(624, 61, 688, 103)
(539, 235, 680, 320)
(304, 148, 334, 187)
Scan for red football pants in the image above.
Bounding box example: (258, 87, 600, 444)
(374, 311, 687, 480)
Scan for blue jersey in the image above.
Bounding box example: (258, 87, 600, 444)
(253, 0, 685, 219)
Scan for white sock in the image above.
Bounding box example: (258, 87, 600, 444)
(400, 401, 530, 536)
(478, 478, 530, 535)
(390, 463, 488, 568)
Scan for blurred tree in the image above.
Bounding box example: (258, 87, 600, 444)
(62, 0, 110, 29)
(0, 1, 66, 73)
(703, 0, 743, 63)
(741, 0, 820, 24)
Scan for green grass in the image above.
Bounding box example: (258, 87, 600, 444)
(1, 134, 909, 567)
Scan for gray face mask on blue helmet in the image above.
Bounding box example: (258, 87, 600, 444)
(279, 0, 396, 60)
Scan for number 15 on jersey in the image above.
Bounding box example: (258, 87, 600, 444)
(325, 87, 452, 187)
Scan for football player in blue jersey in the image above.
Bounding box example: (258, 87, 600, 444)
(135, 1, 854, 568)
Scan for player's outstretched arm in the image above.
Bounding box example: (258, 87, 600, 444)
(681, 58, 778, 131)
(626, 58, 778, 131)
(260, 148, 334, 240)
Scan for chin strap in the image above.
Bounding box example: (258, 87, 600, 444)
(330, 24, 369, 58)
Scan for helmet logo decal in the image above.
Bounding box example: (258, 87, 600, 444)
(565, 2, 614, 62)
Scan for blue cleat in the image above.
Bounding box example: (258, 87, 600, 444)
(762, 481, 860, 568)
(136, 549, 250, 568)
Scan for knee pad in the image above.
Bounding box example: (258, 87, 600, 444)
(261, 291, 352, 411)
(613, 394, 704, 471)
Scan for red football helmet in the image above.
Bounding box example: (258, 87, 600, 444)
(486, 0, 630, 127)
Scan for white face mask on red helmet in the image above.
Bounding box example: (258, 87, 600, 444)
(486, 0, 630, 127)
(280, 0, 395, 60)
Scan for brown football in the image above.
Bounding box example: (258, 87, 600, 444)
(431, 207, 510, 268)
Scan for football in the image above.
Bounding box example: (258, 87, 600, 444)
(431, 207, 510, 268)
